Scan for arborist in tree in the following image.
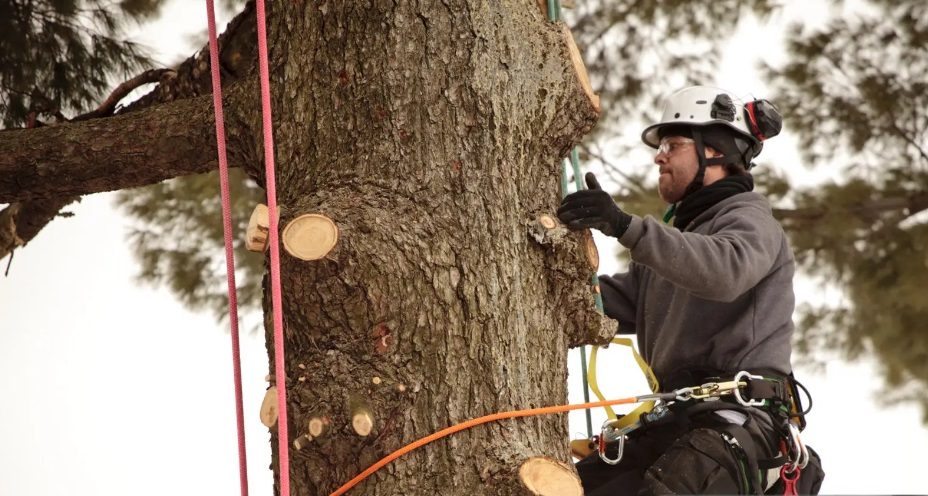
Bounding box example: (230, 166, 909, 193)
(558, 86, 824, 495)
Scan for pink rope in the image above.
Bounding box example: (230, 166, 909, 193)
(205, 2, 249, 495)
(254, 1, 292, 494)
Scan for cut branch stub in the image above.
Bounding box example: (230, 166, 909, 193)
(569, 438, 595, 460)
(246, 203, 279, 252)
(260, 386, 278, 428)
(351, 402, 374, 437)
(583, 230, 599, 271)
(518, 457, 583, 496)
(293, 433, 312, 451)
(561, 24, 600, 113)
(537, 214, 557, 230)
(307, 416, 331, 438)
(282, 213, 338, 261)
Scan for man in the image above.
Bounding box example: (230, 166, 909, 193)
(558, 86, 822, 494)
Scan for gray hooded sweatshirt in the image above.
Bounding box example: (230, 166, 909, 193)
(599, 191, 795, 385)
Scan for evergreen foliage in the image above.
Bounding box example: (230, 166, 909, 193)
(117, 169, 265, 322)
(765, 0, 928, 419)
(0, 0, 163, 127)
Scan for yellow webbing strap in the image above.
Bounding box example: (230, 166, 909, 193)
(588, 337, 660, 429)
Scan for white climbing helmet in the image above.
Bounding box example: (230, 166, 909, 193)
(641, 86, 760, 153)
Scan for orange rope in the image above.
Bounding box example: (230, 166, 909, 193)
(329, 396, 640, 496)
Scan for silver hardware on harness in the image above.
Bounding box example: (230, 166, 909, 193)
(733, 371, 766, 407)
(597, 419, 639, 465)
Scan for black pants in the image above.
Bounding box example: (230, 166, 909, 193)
(576, 410, 779, 495)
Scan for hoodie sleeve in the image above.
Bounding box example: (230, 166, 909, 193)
(598, 264, 639, 334)
(617, 202, 782, 302)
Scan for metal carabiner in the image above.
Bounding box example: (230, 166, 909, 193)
(733, 370, 766, 407)
(597, 419, 636, 465)
(598, 432, 626, 465)
(786, 423, 809, 470)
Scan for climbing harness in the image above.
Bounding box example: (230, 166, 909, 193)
(206, 0, 291, 494)
(329, 371, 809, 495)
(583, 370, 814, 494)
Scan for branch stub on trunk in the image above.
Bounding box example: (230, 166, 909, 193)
(351, 405, 374, 437)
(518, 457, 583, 496)
(583, 231, 599, 271)
(260, 386, 278, 428)
(282, 213, 338, 261)
(307, 416, 331, 438)
(246, 203, 274, 252)
(293, 434, 313, 451)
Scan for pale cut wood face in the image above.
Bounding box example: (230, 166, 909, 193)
(281, 213, 338, 261)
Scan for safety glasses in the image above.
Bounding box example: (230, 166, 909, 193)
(657, 137, 695, 156)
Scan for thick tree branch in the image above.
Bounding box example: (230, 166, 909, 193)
(0, 197, 79, 261)
(0, 93, 229, 203)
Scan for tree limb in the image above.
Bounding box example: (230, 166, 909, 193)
(71, 69, 176, 122)
(0, 197, 80, 261)
(121, 1, 257, 114)
(0, 93, 231, 203)
(774, 191, 928, 223)
(0, 2, 260, 254)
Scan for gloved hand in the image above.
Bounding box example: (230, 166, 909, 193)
(557, 172, 632, 238)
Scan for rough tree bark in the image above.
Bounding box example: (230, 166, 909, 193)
(4, 1, 614, 494)
(260, 2, 611, 494)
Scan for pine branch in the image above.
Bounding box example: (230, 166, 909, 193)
(71, 68, 175, 122)
(0, 197, 80, 262)
(773, 191, 928, 222)
(0, 93, 232, 204)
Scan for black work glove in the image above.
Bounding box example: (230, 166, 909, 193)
(557, 172, 632, 238)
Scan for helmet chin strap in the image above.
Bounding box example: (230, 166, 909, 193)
(680, 129, 730, 201)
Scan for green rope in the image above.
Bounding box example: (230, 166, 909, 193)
(546, 0, 560, 21)
(568, 141, 595, 439)
(662, 204, 676, 224)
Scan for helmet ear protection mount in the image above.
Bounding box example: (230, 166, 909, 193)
(744, 99, 783, 142)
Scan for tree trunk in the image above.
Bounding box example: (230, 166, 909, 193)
(253, 1, 607, 494)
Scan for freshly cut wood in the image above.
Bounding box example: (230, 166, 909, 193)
(569, 438, 595, 459)
(307, 416, 331, 438)
(293, 434, 312, 450)
(584, 231, 599, 270)
(518, 457, 583, 496)
(245, 204, 271, 252)
(351, 406, 374, 437)
(282, 213, 338, 261)
(538, 214, 557, 230)
(260, 386, 278, 428)
(561, 24, 600, 112)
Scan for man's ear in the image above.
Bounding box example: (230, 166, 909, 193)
(705, 145, 723, 158)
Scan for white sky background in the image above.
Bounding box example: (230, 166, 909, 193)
(1, 1, 927, 494)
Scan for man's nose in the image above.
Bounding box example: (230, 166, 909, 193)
(654, 151, 668, 166)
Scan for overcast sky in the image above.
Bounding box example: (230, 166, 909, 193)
(2, 1, 927, 495)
